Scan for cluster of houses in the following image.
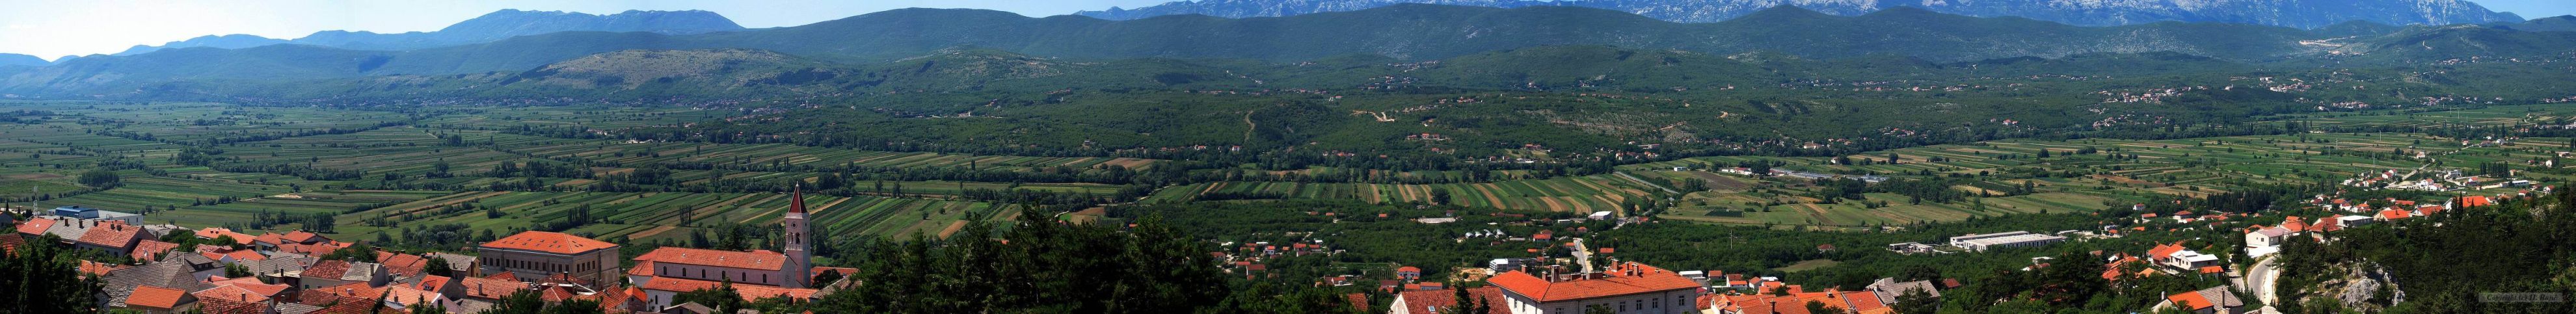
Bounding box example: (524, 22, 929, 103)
(1349, 250, 1966, 314)
(2344, 168, 2531, 192)
(1, 189, 847, 313)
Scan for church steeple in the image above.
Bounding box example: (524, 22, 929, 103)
(783, 184, 812, 288)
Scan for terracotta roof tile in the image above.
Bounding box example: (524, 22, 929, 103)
(458, 276, 530, 300)
(1485, 262, 1700, 302)
(379, 252, 427, 277)
(639, 276, 723, 293)
(75, 221, 142, 250)
(297, 282, 387, 307)
(215, 280, 293, 300)
(198, 296, 273, 314)
(304, 260, 353, 280)
(282, 230, 327, 244)
(634, 247, 789, 271)
(417, 274, 453, 292)
(481, 231, 615, 255)
(129, 240, 180, 260)
(126, 285, 192, 309)
(15, 217, 53, 235)
(1393, 287, 1509, 314)
(79, 260, 126, 276)
(195, 284, 275, 304)
(2457, 196, 2494, 208)
(1845, 291, 1888, 311)
(194, 228, 257, 246)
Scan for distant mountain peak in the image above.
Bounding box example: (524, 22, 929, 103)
(1075, 0, 2524, 29)
(114, 34, 291, 55)
(0, 53, 46, 67)
(101, 8, 747, 57)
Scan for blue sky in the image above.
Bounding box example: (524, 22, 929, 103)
(1, 0, 2569, 60)
(2484, 0, 2576, 19)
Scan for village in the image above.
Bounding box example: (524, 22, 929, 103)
(1268, 186, 2541, 314)
(4, 190, 848, 314)
(3, 172, 2544, 314)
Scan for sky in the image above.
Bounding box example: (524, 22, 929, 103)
(1, 0, 2570, 61)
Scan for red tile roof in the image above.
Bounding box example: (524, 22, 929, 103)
(416, 274, 452, 292)
(1844, 291, 1888, 312)
(2167, 289, 2215, 310)
(195, 284, 274, 304)
(732, 283, 822, 301)
(1485, 262, 1701, 303)
(211, 278, 293, 298)
(129, 240, 180, 260)
(15, 217, 53, 235)
(75, 221, 142, 249)
(481, 231, 616, 255)
(2457, 196, 2493, 208)
(79, 260, 125, 276)
(304, 260, 353, 280)
(1393, 287, 1510, 314)
(203, 249, 267, 262)
(194, 228, 257, 246)
(457, 276, 530, 300)
(2147, 241, 2187, 260)
(379, 252, 428, 277)
(196, 296, 273, 314)
(2378, 209, 2413, 220)
(386, 285, 443, 307)
(633, 246, 789, 271)
(282, 230, 327, 244)
(127, 285, 191, 309)
(639, 276, 721, 293)
(253, 233, 285, 246)
(276, 241, 349, 255)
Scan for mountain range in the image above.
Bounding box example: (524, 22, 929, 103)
(7, 4, 2575, 96)
(0, 53, 45, 67)
(112, 9, 742, 55)
(1076, 0, 2528, 29)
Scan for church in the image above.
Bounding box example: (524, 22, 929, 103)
(626, 186, 846, 307)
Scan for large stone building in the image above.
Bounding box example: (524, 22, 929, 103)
(628, 187, 824, 309)
(476, 231, 620, 285)
(1485, 262, 1703, 314)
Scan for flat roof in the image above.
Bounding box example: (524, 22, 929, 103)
(1957, 233, 2066, 246)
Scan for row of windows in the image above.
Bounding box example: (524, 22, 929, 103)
(1547, 294, 1691, 314)
(656, 265, 775, 283)
(480, 255, 598, 274)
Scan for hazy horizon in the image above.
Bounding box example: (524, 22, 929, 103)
(1, 0, 2569, 61)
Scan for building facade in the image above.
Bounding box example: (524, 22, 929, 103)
(1488, 262, 1703, 314)
(476, 231, 620, 285)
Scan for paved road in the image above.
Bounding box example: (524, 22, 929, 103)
(1568, 237, 1597, 273)
(2235, 255, 2282, 306)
